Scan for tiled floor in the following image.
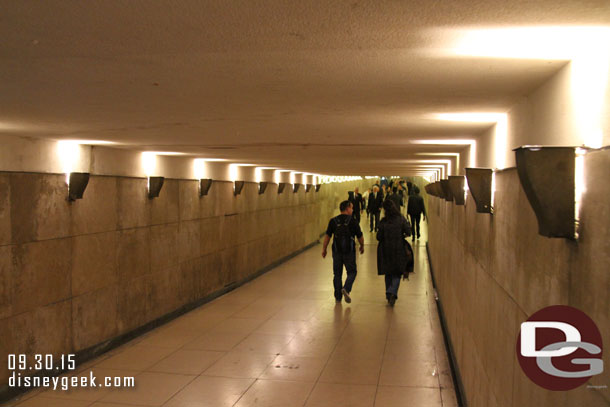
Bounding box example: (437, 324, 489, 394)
(6, 218, 459, 406)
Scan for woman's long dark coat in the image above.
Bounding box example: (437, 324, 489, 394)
(376, 215, 414, 276)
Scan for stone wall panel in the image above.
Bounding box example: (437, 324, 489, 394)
(117, 178, 150, 229)
(72, 231, 118, 297)
(178, 180, 200, 221)
(0, 175, 10, 246)
(150, 179, 179, 225)
(12, 239, 71, 314)
(150, 223, 179, 273)
(0, 245, 12, 319)
(117, 227, 150, 281)
(178, 219, 201, 263)
(71, 176, 118, 235)
(72, 285, 118, 350)
(117, 275, 147, 332)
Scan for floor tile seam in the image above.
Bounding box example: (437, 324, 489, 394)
(371, 309, 393, 407)
(243, 377, 319, 384)
(297, 308, 352, 406)
(376, 383, 443, 389)
(376, 383, 444, 389)
(99, 372, 198, 407)
(209, 311, 279, 356)
(229, 377, 265, 406)
(213, 310, 293, 387)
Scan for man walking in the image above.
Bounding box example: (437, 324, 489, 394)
(368, 185, 383, 232)
(322, 201, 364, 303)
(349, 187, 365, 224)
(407, 186, 427, 240)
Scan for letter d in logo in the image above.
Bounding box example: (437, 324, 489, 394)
(516, 305, 604, 391)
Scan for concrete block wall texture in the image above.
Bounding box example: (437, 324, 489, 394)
(0, 171, 375, 387)
(427, 149, 610, 407)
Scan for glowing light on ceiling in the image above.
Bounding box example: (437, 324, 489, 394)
(432, 113, 505, 123)
(61, 139, 116, 145)
(57, 141, 80, 183)
(145, 151, 188, 156)
(194, 159, 206, 179)
(141, 152, 157, 176)
(229, 164, 238, 181)
(451, 26, 609, 60)
(448, 26, 610, 149)
(410, 139, 476, 168)
(430, 114, 508, 169)
(415, 152, 461, 172)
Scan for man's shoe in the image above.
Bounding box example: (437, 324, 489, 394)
(341, 288, 351, 303)
(389, 295, 397, 307)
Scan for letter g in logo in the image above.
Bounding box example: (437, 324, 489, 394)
(516, 306, 604, 391)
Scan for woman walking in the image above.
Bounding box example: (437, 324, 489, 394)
(377, 200, 414, 306)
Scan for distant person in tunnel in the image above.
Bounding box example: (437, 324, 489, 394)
(377, 199, 413, 306)
(322, 200, 364, 303)
(368, 185, 383, 232)
(407, 185, 427, 241)
(348, 187, 365, 224)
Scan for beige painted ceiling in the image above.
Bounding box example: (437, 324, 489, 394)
(2, 1, 609, 175)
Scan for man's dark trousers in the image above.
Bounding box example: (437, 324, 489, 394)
(410, 213, 422, 238)
(370, 210, 380, 232)
(332, 249, 357, 301)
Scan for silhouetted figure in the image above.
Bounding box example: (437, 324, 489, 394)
(348, 187, 365, 223)
(368, 185, 384, 232)
(407, 186, 427, 240)
(377, 200, 413, 306)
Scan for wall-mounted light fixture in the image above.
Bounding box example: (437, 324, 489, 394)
(293, 183, 301, 193)
(514, 146, 577, 238)
(315, 184, 321, 192)
(148, 176, 164, 199)
(465, 168, 493, 213)
(448, 175, 466, 205)
(199, 179, 213, 196)
(429, 181, 438, 197)
(68, 172, 90, 201)
(305, 184, 313, 192)
(278, 182, 289, 194)
(439, 180, 453, 202)
(234, 181, 245, 196)
(258, 182, 268, 195)
(424, 183, 434, 196)
(434, 181, 444, 198)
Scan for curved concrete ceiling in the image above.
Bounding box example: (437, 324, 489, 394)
(1, 1, 609, 175)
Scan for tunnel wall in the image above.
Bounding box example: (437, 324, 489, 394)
(427, 148, 609, 407)
(0, 165, 374, 388)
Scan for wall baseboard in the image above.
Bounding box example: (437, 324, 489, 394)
(426, 242, 467, 407)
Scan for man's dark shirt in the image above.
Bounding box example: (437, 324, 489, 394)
(349, 193, 365, 213)
(407, 194, 427, 217)
(368, 192, 383, 213)
(325, 214, 363, 251)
